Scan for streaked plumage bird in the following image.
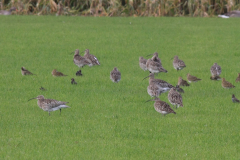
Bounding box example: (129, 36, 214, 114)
(39, 86, 46, 91)
(71, 78, 77, 85)
(210, 75, 221, 81)
(139, 57, 147, 71)
(235, 73, 240, 82)
(110, 67, 121, 83)
(146, 97, 176, 116)
(222, 78, 235, 89)
(84, 49, 100, 66)
(28, 95, 70, 116)
(52, 69, 67, 77)
(232, 94, 240, 103)
(176, 85, 184, 93)
(210, 63, 221, 76)
(146, 58, 167, 74)
(143, 73, 173, 94)
(21, 67, 35, 75)
(73, 49, 91, 68)
(147, 83, 161, 97)
(76, 70, 83, 76)
(187, 73, 201, 83)
(178, 77, 190, 86)
(168, 87, 183, 109)
(147, 52, 162, 65)
(173, 56, 186, 71)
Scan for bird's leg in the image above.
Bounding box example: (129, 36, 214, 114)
(60, 108, 61, 115)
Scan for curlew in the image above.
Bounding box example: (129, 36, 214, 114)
(143, 73, 173, 94)
(232, 94, 240, 103)
(210, 63, 221, 77)
(146, 97, 176, 116)
(147, 83, 161, 97)
(139, 57, 147, 71)
(73, 49, 91, 68)
(71, 78, 77, 85)
(178, 77, 190, 86)
(173, 56, 186, 71)
(147, 52, 162, 65)
(235, 73, 240, 82)
(84, 49, 100, 66)
(222, 78, 235, 89)
(146, 58, 167, 74)
(52, 69, 67, 77)
(76, 70, 83, 76)
(168, 87, 183, 109)
(187, 73, 201, 83)
(110, 67, 121, 83)
(21, 67, 35, 75)
(28, 95, 70, 116)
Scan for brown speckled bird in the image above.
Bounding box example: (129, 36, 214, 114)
(187, 73, 201, 83)
(173, 56, 186, 71)
(110, 67, 121, 83)
(21, 67, 35, 75)
(146, 54, 167, 74)
(235, 73, 240, 82)
(175, 85, 184, 93)
(222, 78, 235, 89)
(147, 52, 162, 65)
(210, 63, 221, 76)
(28, 95, 70, 116)
(143, 73, 173, 94)
(73, 49, 91, 68)
(84, 49, 100, 66)
(147, 83, 161, 97)
(168, 87, 183, 109)
(232, 94, 240, 103)
(146, 97, 176, 116)
(139, 57, 147, 71)
(52, 69, 67, 77)
(178, 77, 190, 87)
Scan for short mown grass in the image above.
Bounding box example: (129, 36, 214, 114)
(0, 16, 240, 159)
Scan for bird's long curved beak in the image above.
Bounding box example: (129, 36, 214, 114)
(142, 75, 150, 81)
(146, 53, 153, 57)
(28, 97, 37, 101)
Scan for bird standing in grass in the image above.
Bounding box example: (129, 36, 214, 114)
(21, 67, 35, 75)
(146, 57, 167, 74)
(235, 73, 240, 82)
(84, 49, 100, 66)
(222, 78, 235, 89)
(147, 52, 162, 65)
(73, 49, 91, 68)
(178, 77, 190, 87)
(139, 57, 147, 71)
(168, 87, 183, 109)
(232, 94, 240, 103)
(146, 97, 176, 116)
(210, 63, 221, 80)
(28, 95, 70, 116)
(187, 73, 201, 83)
(110, 67, 121, 83)
(52, 69, 67, 77)
(173, 56, 186, 71)
(143, 73, 173, 94)
(76, 70, 83, 76)
(147, 83, 161, 97)
(71, 78, 77, 85)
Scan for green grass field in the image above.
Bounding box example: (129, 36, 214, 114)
(1, 16, 240, 159)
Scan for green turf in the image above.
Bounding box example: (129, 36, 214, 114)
(1, 16, 240, 159)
